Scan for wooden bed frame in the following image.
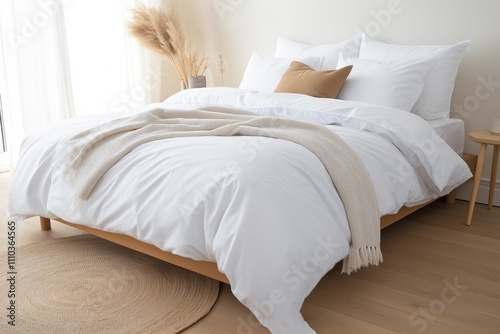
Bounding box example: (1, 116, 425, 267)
(37, 154, 477, 285)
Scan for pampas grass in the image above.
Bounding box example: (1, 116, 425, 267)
(185, 47, 208, 78)
(127, 4, 207, 88)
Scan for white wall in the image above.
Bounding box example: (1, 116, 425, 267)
(171, 0, 500, 201)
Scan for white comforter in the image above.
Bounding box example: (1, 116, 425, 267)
(7, 88, 471, 333)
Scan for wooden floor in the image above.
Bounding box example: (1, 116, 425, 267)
(2, 172, 499, 333)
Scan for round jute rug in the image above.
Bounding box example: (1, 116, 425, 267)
(0, 234, 220, 333)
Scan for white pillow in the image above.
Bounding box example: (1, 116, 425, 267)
(359, 34, 470, 120)
(336, 53, 437, 112)
(274, 36, 361, 70)
(238, 52, 323, 93)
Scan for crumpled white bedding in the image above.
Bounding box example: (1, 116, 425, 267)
(7, 88, 472, 333)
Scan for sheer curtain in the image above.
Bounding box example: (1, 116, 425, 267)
(0, 0, 162, 171)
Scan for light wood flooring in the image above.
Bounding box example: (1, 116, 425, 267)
(2, 172, 499, 333)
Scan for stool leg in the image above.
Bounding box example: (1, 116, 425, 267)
(488, 145, 499, 210)
(467, 144, 487, 225)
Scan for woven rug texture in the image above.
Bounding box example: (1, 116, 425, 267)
(0, 234, 220, 334)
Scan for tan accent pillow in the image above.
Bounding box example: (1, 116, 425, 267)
(274, 61, 353, 99)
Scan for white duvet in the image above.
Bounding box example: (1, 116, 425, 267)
(7, 88, 471, 333)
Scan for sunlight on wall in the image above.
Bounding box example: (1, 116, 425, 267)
(63, 0, 129, 115)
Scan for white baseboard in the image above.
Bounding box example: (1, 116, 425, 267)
(455, 178, 500, 207)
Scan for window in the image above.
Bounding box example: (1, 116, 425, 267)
(0, 0, 162, 170)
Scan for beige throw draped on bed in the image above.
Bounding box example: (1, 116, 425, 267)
(56, 106, 382, 274)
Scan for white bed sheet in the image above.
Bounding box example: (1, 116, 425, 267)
(429, 118, 465, 155)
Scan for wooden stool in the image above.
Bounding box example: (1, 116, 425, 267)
(466, 130, 500, 225)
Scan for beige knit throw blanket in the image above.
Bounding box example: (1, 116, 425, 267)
(56, 106, 382, 274)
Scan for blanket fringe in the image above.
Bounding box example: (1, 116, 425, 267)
(341, 246, 383, 275)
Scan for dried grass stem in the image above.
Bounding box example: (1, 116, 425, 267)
(127, 4, 207, 87)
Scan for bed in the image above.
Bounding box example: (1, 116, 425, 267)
(7, 34, 473, 333)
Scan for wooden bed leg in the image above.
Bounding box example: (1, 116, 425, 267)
(40, 217, 52, 231)
(445, 190, 456, 204)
